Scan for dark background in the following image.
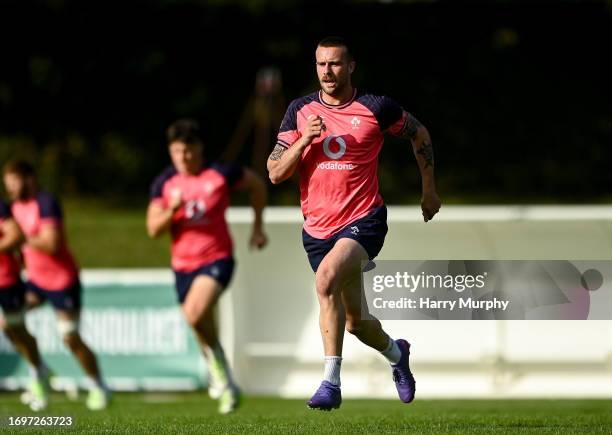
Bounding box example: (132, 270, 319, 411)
(0, 0, 610, 205)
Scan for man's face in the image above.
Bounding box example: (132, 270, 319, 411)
(3, 172, 28, 201)
(168, 140, 203, 175)
(316, 45, 355, 97)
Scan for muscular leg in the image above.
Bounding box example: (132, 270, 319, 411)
(56, 310, 101, 379)
(335, 240, 415, 403)
(2, 322, 43, 368)
(341, 259, 390, 352)
(56, 309, 110, 410)
(2, 291, 47, 376)
(182, 274, 239, 413)
(181, 275, 222, 352)
(2, 311, 52, 411)
(308, 238, 387, 408)
(316, 238, 390, 355)
(181, 275, 232, 373)
(315, 239, 355, 357)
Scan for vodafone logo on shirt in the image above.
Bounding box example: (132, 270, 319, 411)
(318, 135, 354, 171)
(323, 135, 346, 160)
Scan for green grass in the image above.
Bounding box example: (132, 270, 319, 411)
(62, 198, 169, 268)
(1, 393, 611, 434)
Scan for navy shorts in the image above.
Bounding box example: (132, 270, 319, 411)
(26, 280, 82, 311)
(302, 205, 388, 273)
(174, 257, 235, 304)
(0, 281, 26, 312)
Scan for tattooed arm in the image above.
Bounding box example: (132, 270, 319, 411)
(267, 115, 324, 184)
(267, 143, 301, 184)
(401, 113, 441, 222)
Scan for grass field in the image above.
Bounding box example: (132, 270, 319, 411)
(1, 393, 611, 434)
(63, 198, 169, 268)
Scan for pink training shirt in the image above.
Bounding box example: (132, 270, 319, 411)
(150, 162, 244, 273)
(11, 192, 79, 291)
(0, 200, 20, 288)
(277, 89, 409, 239)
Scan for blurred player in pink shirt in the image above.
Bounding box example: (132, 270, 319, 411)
(147, 119, 268, 414)
(3, 161, 110, 410)
(268, 37, 441, 410)
(0, 197, 50, 411)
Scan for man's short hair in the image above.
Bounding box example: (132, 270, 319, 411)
(166, 118, 203, 146)
(3, 160, 35, 177)
(317, 36, 354, 61)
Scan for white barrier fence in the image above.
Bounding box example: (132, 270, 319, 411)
(5, 205, 611, 398)
(219, 206, 612, 398)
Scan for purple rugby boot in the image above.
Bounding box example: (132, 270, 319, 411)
(391, 339, 416, 403)
(307, 381, 342, 411)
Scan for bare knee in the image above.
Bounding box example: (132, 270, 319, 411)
(182, 303, 212, 330)
(315, 266, 340, 300)
(183, 308, 201, 329)
(181, 276, 221, 330)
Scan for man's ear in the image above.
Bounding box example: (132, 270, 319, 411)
(349, 61, 356, 74)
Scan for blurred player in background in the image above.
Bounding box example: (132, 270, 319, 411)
(147, 119, 268, 414)
(222, 66, 285, 177)
(0, 197, 51, 411)
(3, 161, 110, 410)
(267, 37, 441, 410)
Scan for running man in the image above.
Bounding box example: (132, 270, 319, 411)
(147, 119, 268, 414)
(0, 198, 52, 411)
(267, 37, 441, 410)
(3, 161, 110, 411)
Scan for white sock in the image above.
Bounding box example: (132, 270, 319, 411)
(28, 362, 49, 380)
(87, 375, 105, 390)
(211, 343, 227, 366)
(323, 356, 342, 387)
(380, 337, 402, 365)
(204, 343, 233, 386)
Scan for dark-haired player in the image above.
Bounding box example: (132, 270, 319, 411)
(3, 161, 110, 410)
(0, 197, 52, 411)
(147, 119, 268, 414)
(267, 36, 441, 410)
